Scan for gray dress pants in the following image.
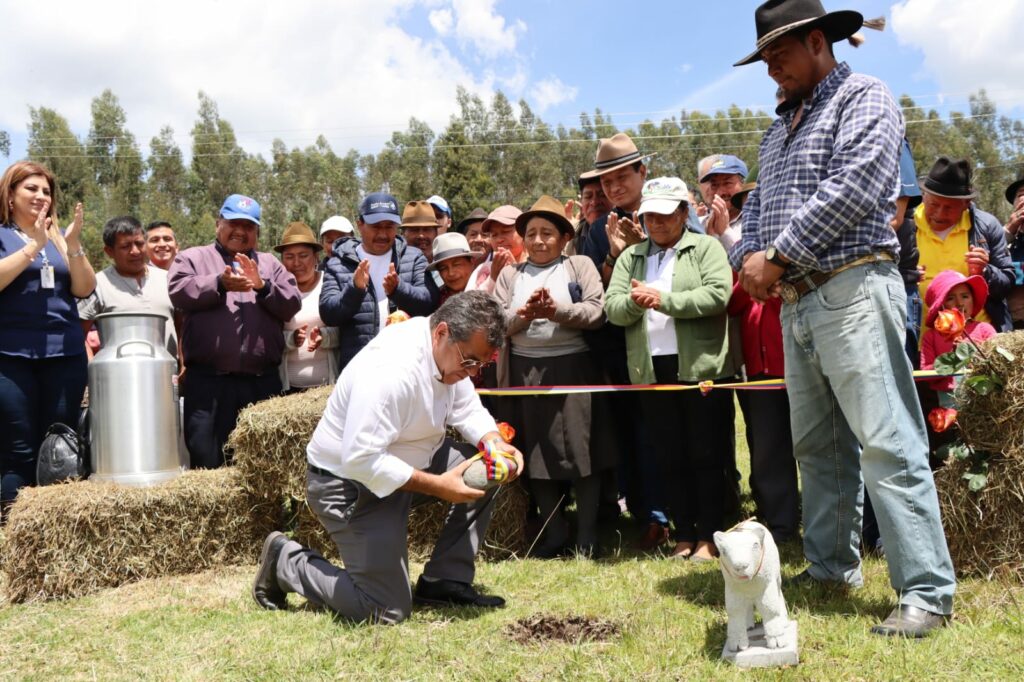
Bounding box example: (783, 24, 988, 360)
(276, 439, 497, 624)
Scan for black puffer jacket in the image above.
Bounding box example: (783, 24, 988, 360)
(319, 236, 432, 369)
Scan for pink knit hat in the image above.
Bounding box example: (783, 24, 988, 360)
(924, 269, 988, 327)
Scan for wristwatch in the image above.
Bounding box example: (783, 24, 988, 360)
(765, 245, 787, 268)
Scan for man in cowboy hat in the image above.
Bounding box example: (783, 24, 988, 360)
(1003, 175, 1024, 328)
(401, 201, 440, 263)
(427, 232, 478, 308)
(912, 157, 1014, 333)
(576, 132, 672, 550)
(730, 0, 956, 637)
(168, 194, 301, 468)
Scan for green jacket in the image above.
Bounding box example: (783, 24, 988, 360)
(604, 231, 734, 384)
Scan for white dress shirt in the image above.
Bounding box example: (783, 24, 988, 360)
(645, 246, 678, 357)
(306, 316, 498, 497)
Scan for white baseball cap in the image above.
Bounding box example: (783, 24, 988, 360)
(637, 177, 690, 216)
(320, 215, 354, 237)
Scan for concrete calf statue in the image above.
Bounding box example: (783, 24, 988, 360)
(714, 520, 797, 666)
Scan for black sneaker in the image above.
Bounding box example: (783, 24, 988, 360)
(413, 576, 505, 608)
(252, 531, 289, 610)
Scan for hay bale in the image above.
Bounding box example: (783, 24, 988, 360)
(936, 454, 1024, 580)
(955, 331, 1024, 457)
(0, 468, 275, 603)
(230, 388, 528, 559)
(229, 385, 333, 502)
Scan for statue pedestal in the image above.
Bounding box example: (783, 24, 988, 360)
(721, 621, 799, 668)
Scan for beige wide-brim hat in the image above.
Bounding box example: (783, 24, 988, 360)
(427, 232, 479, 270)
(579, 133, 656, 179)
(401, 201, 440, 228)
(274, 222, 322, 253)
(515, 195, 576, 237)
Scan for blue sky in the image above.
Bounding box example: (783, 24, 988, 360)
(3, 0, 1022, 164)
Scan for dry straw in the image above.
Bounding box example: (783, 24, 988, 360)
(1, 468, 275, 602)
(936, 331, 1024, 580)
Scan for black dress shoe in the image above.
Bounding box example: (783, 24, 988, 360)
(871, 604, 949, 638)
(413, 577, 505, 608)
(253, 531, 289, 610)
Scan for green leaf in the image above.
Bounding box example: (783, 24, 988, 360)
(948, 443, 972, 461)
(967, 473, 988, 492)
(965, 375, 997, 396)
(996, 346, 1016, 362)
(933, 352, 964, 375)
(955, 342, 974, 361)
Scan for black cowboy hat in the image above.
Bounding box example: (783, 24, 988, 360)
(734, 0, 863, 66)
(1005, 177, 1024, 205)
(920, 157, 977, 200)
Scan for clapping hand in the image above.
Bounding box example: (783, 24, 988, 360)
(705, 195, 731, 237)
(307, 326, 323, 351)
(630, 279, 661, 309)
(24, 197, 52, 248)
(517, 288, 557, 320)
(607, 211, 645, 257)
(383, 263, 399, 295)
(353, 259, 371, 289)
(235, 253, 264, 289)
(490, 247, 515, 281)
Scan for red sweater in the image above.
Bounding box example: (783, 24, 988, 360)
(727, 280, 785, 378)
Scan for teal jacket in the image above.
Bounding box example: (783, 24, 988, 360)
(604, 231, 734, 384)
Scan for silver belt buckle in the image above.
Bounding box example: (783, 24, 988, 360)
(779, 282, 799, 305)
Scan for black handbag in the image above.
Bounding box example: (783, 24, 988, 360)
(36, 409, 90, 485)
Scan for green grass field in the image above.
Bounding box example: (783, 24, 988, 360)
(1, 408, 1023, 680)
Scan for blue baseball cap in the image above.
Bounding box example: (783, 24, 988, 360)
(425, 195, 451, 217)
(359, 192, 401, 224)
(699, 155, 749, 183)
(219, 194, 261, 226)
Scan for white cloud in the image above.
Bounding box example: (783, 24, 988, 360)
(450, 0, 525, 59)
(891, 0, 1024, 108)
(679, 63, 693, 74)
(0, 0, 518, 159)
(429, 8, 454, 36)
(529, 77, 579, 113)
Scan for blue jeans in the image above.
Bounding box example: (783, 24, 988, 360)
(781, 261, 955, 615)
(0, 353, 88, 506)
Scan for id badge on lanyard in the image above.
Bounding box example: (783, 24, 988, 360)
(40, 265, 55, 289)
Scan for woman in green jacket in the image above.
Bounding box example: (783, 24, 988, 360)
(605, 177, 735, 562)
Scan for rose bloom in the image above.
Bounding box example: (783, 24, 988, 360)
(933, 308, 966, 339)
(927, 407, 958, 433)
(497, 421, 516, 443)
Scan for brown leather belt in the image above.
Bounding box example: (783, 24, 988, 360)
(778, 252, 895, 305)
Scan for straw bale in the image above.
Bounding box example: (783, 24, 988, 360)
(936, 453, 1024, 580)
(229, 385, 332, 502)
(0, 468, 276, 603)
(954, 331, 1024, 458)
(229, 387, 528, 559)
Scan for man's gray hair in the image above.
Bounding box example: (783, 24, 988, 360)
(430, 291, 506, 349)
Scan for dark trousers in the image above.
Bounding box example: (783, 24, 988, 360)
(0, 353, 87, 507)
(736, 377, 800, 542)
(641, 355, 730, 543)
(182, 367, 281, 469)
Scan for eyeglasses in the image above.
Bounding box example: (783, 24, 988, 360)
(451, 338, 491, 371)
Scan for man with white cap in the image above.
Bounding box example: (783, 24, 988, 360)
(319, 215, 354, 260)
(426, 195, 453, 235)
(427, 232, 477, 309)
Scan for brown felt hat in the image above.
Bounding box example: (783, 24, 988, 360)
(274, 222, 322, 253)
(455, 207, 489, 234)
(401, 201, 440, 228)
(731, 182, 757, 210)
(515, 195, 575, 237)
(579, 133, 655, 179)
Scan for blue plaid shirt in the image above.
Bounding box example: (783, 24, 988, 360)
(729, 63, 902, 279)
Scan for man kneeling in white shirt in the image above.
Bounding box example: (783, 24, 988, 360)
(253, 291, 523, 623)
